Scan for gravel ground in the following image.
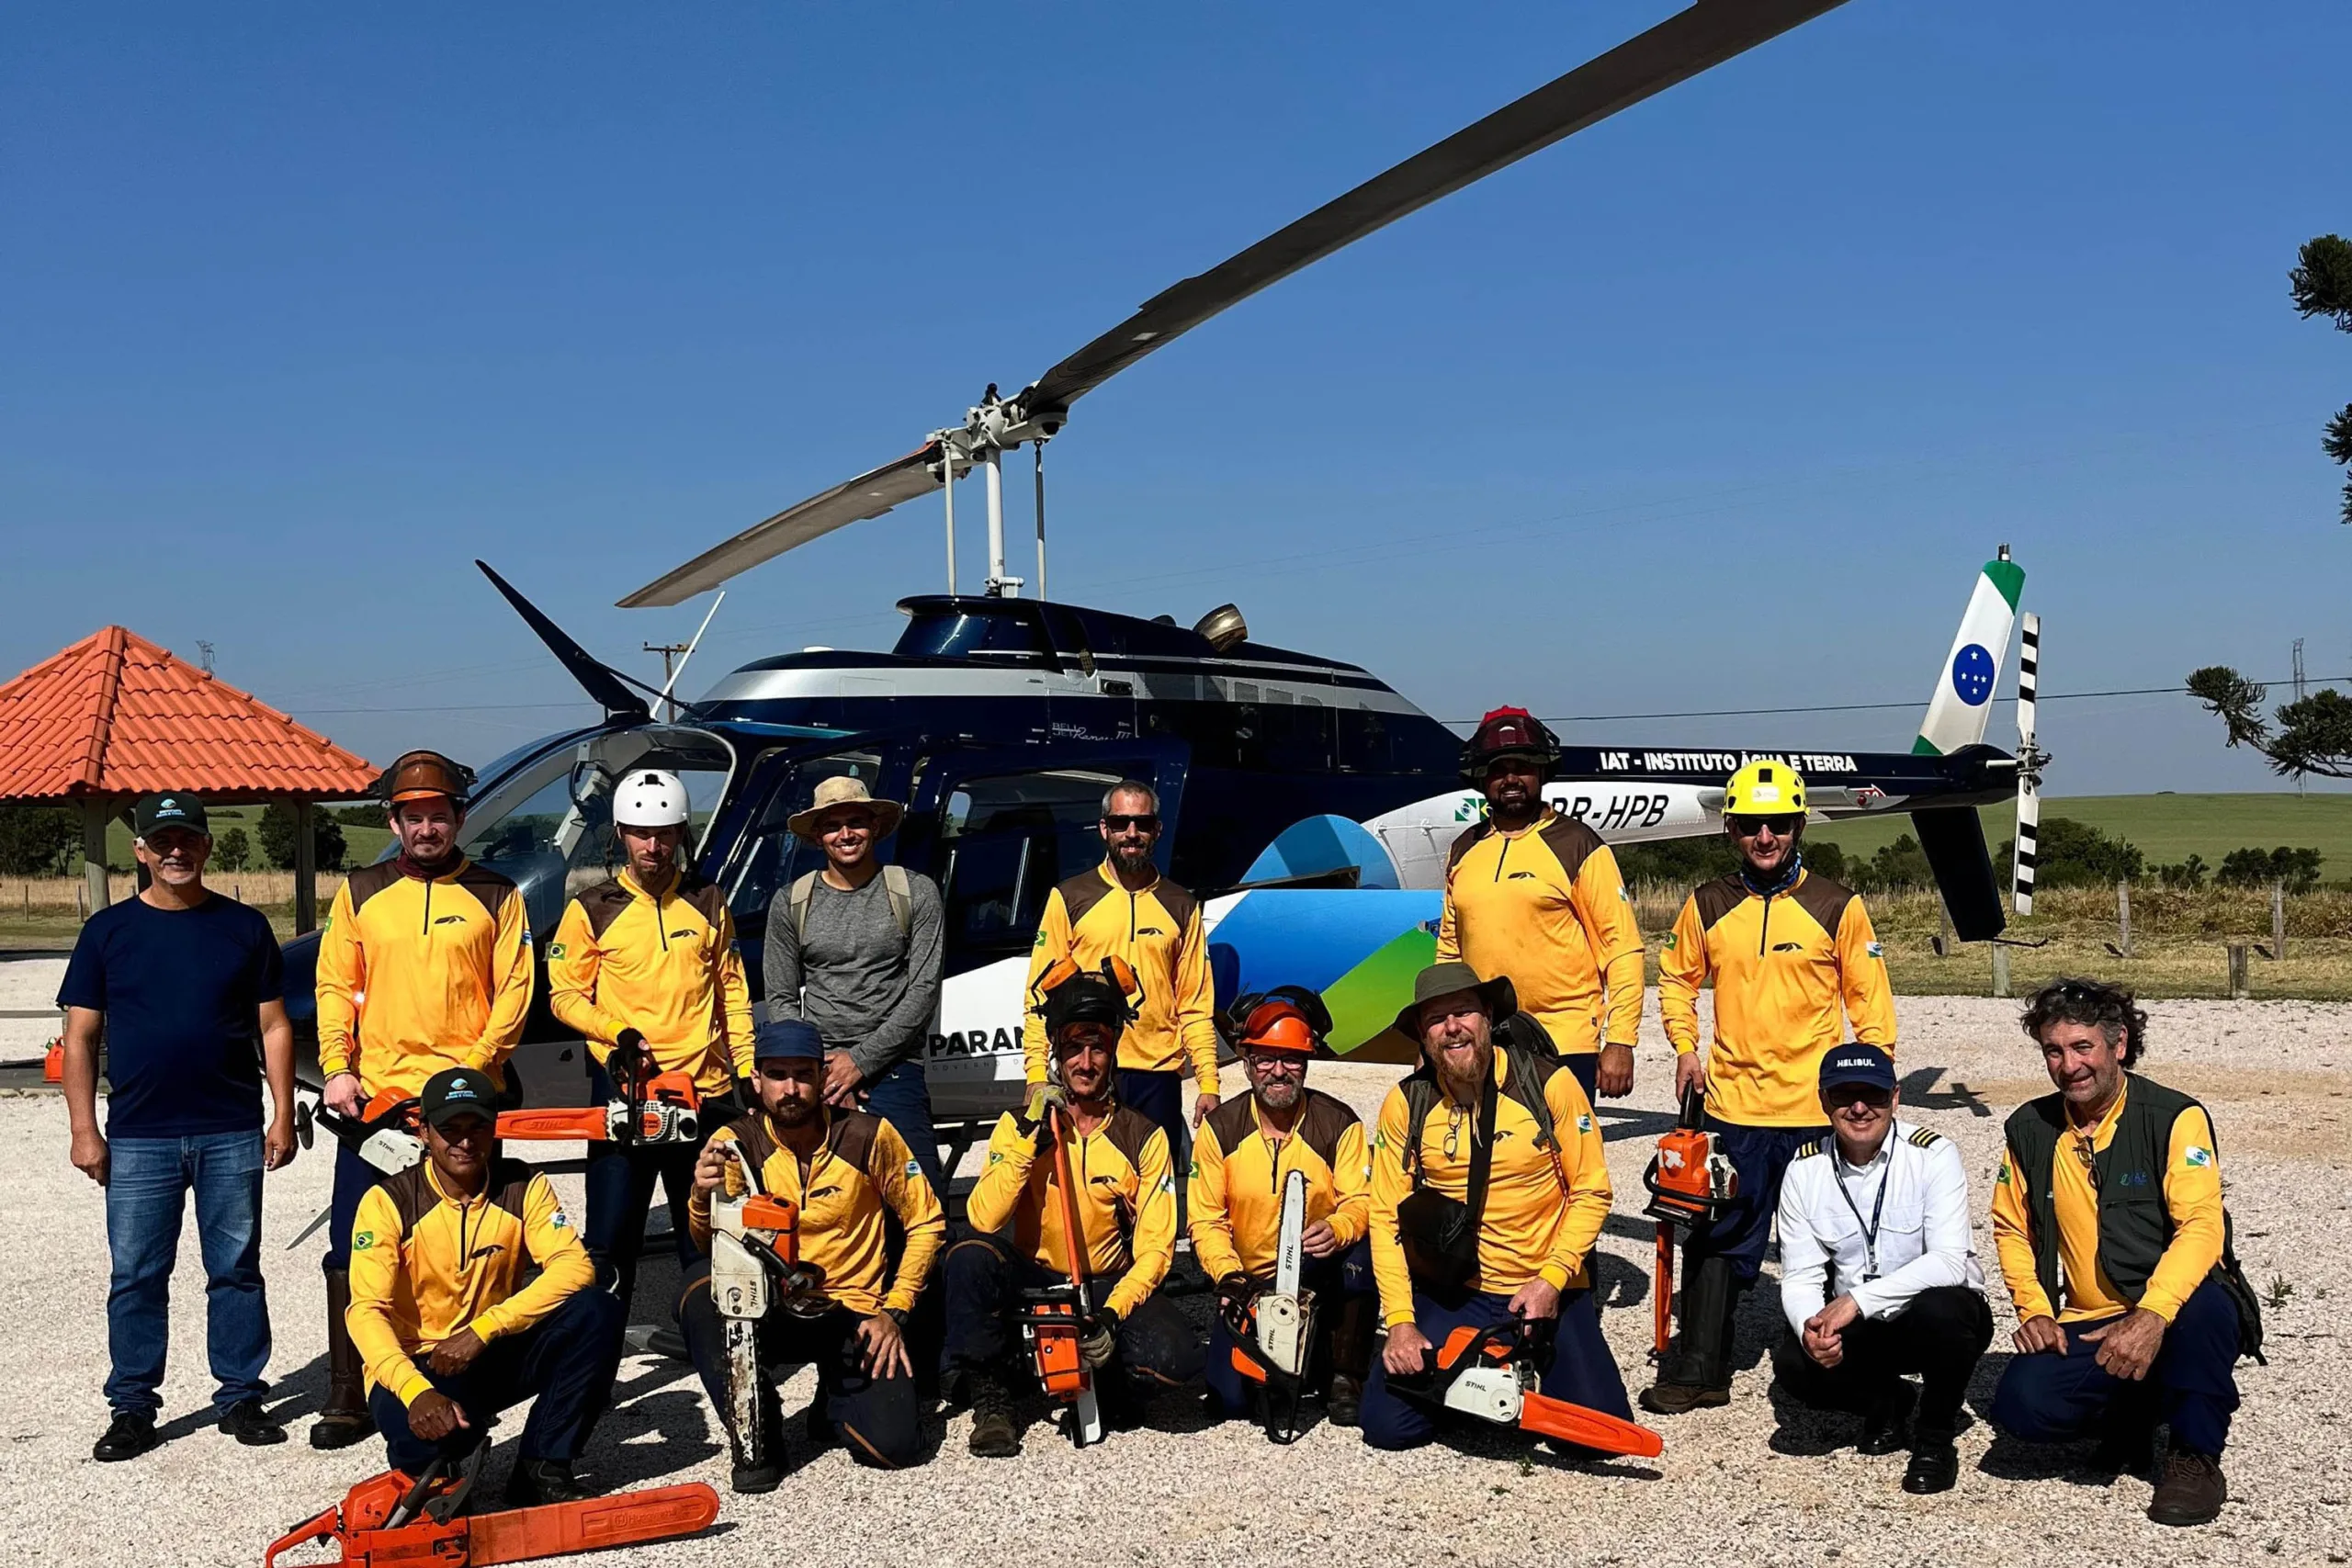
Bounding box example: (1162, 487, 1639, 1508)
(3, 993, 2346, 1567)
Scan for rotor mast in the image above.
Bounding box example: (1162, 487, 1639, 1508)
(933, 382, 1062, 598)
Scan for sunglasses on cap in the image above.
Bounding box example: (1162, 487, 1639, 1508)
(1102, 813, 1159, 833)
(1727, 813, 1804, 838)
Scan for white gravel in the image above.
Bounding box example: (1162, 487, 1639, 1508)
(2, 994, 2346, 1567)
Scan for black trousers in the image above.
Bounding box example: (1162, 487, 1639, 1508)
(675, 1260, 923, 1469)
(937, 1232, 1203, 1389)
(1771, 1284, 1994, 1441)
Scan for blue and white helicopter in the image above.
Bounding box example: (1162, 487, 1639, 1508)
(285, 1, 2047, 1128)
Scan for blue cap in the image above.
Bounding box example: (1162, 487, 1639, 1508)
(1819, 1043, 1897, 1094)
(753, 1015, 824, 1064)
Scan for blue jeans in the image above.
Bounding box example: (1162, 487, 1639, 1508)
(863, 1058, 944, 1197)
(1360, 1285, 1631, 1451)
(582, 1069, 729, 1313)
(104, 1132, 270, 1417)
(1685, 1117, 1832, 1282)
(1990, 1278, 2244, 1458)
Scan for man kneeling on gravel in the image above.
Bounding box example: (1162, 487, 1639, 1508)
(1770, 1043, 1991, 1495)
(1988, 978, 2265, 1528)
(1360, 964, 1632, 1450)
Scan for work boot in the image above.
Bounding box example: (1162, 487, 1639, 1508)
(506, 1458, 593, 1507)
(1858, 1381, 1917, 1456)
(966, 1371, 1020, 1459)
(1325, 1374, 1363, 1429)
(1639, 1256, 1736, 1416)
(219, 1398, 288, 1447)
(2146, 1447, 2227, 1528)
(1903, 1440, 1961, 1495)
(311, 1269, 376, 1450)
(92, 1412, 157, 1462)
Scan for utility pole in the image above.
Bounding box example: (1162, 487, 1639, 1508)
(644, 642, 689, 721)
(2293, 639, 2309, 796)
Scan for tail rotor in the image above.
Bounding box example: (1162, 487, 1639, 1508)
(2012, 613, 2045, 915)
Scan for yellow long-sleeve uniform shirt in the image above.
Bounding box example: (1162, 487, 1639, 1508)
(1021, 865, 1217, 1091)
(1991, 1082, 2224, 1325)
(1368, 1052, 1612, 1327)
(1189, 1089, 1371, 1282)
(967, 1103, 1176, 1320)
(346, 1158, 593, 1407)
(547, 868, 753, 1096)
(1436, 812, 1645, 1056)
(1657, 867, 1895, 1127)
(315, 859, 534, 1099)
(685, 1107, 944, 1318)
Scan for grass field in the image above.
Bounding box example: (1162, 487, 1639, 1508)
(1805, 790, 2352, 874)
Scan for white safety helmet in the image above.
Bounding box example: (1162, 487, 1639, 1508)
(612, 768, 691, 829)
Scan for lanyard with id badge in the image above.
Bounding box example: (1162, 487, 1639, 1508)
(1832, 1156, 1891, 1285)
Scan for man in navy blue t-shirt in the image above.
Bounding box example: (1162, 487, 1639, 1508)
(59, 791, 298, 1462)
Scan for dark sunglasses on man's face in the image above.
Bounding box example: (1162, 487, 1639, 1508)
(1728, 814, 1803, 839)
(1102, 814, 1159, 834)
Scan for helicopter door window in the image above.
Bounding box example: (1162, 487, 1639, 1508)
(724, 750, 886, 930)
(933, 768, 1120, 951)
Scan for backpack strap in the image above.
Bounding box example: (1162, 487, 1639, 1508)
(882, 863, 912, 938)
(788, 871, 820, 942)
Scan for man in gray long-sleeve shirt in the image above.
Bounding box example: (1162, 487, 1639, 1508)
(764, 776, 947, 1192)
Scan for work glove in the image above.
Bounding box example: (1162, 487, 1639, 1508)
(1216, 1273, 1264, 1314)
(1079, 1307, 1120, 1371)
(608, 1029, 651, 1087)
(1021, 1081, 1066, 1127)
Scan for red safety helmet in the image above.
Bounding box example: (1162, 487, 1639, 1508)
(1460, 705, 1560, 785)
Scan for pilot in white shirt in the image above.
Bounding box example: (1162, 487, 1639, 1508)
(1772, 1043, 1993, 1497)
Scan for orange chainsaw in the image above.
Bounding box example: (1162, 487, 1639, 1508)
(263, 1448, 718, 1567)
(303, 1074, 702, 1178)
(1641, 1082, 1739, 1359)
(1018, 1101, 1104, 1447)
(1387, 1315, 1663, 1458)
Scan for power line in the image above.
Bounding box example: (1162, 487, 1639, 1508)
(1441, 673, 2349, 728)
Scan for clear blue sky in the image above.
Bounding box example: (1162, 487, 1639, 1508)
(6, 2, 2347, 797)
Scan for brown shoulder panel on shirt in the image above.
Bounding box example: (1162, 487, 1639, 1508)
(486, 1160, 535, 1223)
(1202, 1095, 1258, 1159)
(380, 1164, 439, 1238)
(1690, 875, 1747, 933)
(452, 859, 520, 919)
(345, 861, 402, 917)
(828, 1110, 881, 1181)
(1537, 814, 1604, 881)
(728, 1112, 779, 1186)
(1102, 1104, 1161, 1177)
(573, 879, 634, 940)
(1057, 870, 1113, 929)
(1296, 1089, 1361, 1170)
(1153, 879, 1198, 933)
(680, 875, 729, 930)
(1445, 823, 1488, 876)
(1790, 872, 1857, 939)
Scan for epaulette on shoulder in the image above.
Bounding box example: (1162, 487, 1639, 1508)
(1794, 1139, 1826, 1161)
(1906, 1127, 1943, 1149)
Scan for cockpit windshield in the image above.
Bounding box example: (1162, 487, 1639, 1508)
(892, 609, 1045, 661)
(452, 725, 737, 935)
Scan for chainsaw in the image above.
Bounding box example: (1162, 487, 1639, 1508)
(1018, 1102, 1104, 1448)
(1218, 1168, 1317, 1443)
(706, 1143, 827, 1471)
(1640, 1082, 1740, 1360)
(262, 1445, 719, 1567)
(299, 1071, 703, 1177)
(1386, 1315, 1664, 1459)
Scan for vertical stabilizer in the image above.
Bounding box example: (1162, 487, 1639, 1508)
(1914, 547, 2024, 756)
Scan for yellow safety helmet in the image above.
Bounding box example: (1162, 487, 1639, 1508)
(1724, 760, 1806, 817)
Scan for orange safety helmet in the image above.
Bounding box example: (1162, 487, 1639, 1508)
(376, 749, 476, 808)
(1222, 985, 1333, 1057)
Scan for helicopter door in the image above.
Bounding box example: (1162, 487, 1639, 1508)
(912, 743, 1188, 970)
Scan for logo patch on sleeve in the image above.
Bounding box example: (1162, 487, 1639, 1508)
(905, 1158, 922, 1179)
(1576, 1115, 1593, 1134)
(1660, 932, 1678, 951)
(352, 1231, 375, 1251)
(2184, 1145, 2213, 1168)
(547, 942, 567, 960)
(548, 1206, 571, 1229)
(1866, 942, 1885, 959)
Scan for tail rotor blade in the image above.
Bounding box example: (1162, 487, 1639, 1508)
(2014, 611, 2042, 917)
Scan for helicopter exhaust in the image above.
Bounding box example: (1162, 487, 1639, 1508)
(1194, 604, 1249, 652)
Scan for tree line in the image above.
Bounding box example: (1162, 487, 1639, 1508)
(0, 804, 358, 876)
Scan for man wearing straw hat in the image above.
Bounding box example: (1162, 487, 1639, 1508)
(763, 775, 946, 1193)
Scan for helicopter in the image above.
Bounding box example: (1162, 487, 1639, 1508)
(282, 0, 2048, 1135)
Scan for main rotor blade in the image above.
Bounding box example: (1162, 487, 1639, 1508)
(617, 443, 947, 607)
(1019, 0, 1852, 415)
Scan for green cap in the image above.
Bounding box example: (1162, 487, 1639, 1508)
(133, 793, 209, 840)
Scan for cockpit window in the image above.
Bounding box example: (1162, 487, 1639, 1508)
(892, 611, 1045, 661)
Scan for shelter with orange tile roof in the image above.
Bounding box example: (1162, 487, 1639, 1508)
(0, 626, 377, 931)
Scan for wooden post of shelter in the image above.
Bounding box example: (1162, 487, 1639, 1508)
(81, 797, 112, 918)
(293, 800, 318, 934)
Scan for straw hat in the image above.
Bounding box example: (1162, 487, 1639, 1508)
(787, 775, 906, 842)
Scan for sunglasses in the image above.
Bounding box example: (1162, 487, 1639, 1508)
(1102, 814, 1159, 833)
(1727, 814, 1804, 838)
